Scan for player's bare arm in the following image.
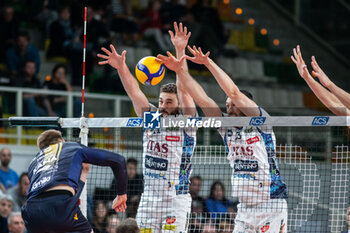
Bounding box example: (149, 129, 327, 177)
(311, 56, 350, 112)
(97, 44, 149, 117)
(291, 45, 349, 116)
(170, 22, 196, 117)
(186, 45, 260, 116)
(157, 52, 221, 117)
(79, 163, 90, 183)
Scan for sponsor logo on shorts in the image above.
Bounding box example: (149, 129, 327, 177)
(234, 160, 259, 172)
(247, 136, 260, 144)
(166, 216, 176, 224)
(165, 136, 180, 142)
(140, 228, 152, 233)
(233, 173, 257, 180)
(261, 222, 270, 233)
(145, 155, 168, 171)
(163, 225, 177, 231)
(145, 171, 166, 180)
(126, 118, 143, 127)
(312, 116, 329, 125)
(73, 213, 78, 220)
(249, 117, 266, 126)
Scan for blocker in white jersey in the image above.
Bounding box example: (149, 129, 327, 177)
(136, 109, 197, 233)
(218, 107, 288, 233)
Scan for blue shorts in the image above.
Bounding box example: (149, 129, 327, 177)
(21, 181, 92, 233)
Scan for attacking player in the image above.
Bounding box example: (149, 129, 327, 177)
(291, 45, 350, 116)
(98, 22, 197, 233)
(157, 45, 288, 233)
(21, 129, 128, 233)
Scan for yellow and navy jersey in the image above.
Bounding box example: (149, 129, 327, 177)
(27, 142, 127, 200)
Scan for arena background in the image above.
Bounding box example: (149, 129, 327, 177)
(0, 0, 349, 232)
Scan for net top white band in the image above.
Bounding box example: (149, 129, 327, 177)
(59, 116, 350, 128)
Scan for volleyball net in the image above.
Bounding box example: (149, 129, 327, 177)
(7, 116, 350, 233)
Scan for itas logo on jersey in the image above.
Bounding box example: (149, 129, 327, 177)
(234, 159, 259, 172)
(230, 146, 253, 156)
(147, 140, 168, 153)
(249, 117, 266, 126)
(144, 111, 161, 129)
(145, 155, 168, 171)
(126, 118, 143, 127)
(312, 116, 329, 126)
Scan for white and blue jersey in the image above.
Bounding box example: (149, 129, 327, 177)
(218, 108, 287, 206)
(142, 124, 197, 196)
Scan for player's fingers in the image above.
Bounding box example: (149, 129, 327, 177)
(156, 54, 167, 61)
(193, 45, 199, 54)
(311, 56, 321, 69)
(186, 31, 191, 39)
(121, 50, 127, 59)
(293, 48, 298, 61)
(297, 45, 305, 62)
(166, 51, 174, 58)
(98, 61, 109, 65)
(179, 55, 186, 62)
(97, 54, 109, 59)
(187, 45, 195, 55)
(184, 26, 187, 35)
(110, 44, 117, 54)
(101, 47, 111, 55)
(179, 22, 183, 32)
(198, 47, 203, 54)
(174, 21, 179, 33)
(205, 51, 210, 57)
(310, 61, 318, 72)
(311, 70, 318, 78)
(168, 30, 175, 39)
(290, 55, 297, 64)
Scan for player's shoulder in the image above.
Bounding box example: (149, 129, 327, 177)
(62, 142, 86, 150)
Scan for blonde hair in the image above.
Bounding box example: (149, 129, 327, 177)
(37, 129, 63, 150)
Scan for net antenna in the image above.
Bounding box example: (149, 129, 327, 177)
(79, 6, 89, 217)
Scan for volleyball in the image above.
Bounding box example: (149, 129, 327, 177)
(135, 56, 165, 86)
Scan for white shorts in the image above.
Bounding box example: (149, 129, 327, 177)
(233, 199, 287, 233)
(136, 190, 191, 233)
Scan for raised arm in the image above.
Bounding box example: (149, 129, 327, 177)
(97, 44, 149, 117)
(311, 56, 350, 112)
(186, 46, 260, 116)
(169, 22, 196, 117)
(291, 45, 349, 116)
(156, 52, 222, 117)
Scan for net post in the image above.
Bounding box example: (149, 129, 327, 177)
(79, 116, 88, 217)
(78, 6, 88, 218)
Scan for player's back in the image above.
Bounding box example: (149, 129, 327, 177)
(27, 142, 84, 200)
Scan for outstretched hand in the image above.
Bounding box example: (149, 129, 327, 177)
(185, 45, 210, 66)
(156, 51, 186, 72)
(112, 194, 127, 213)
(311, 56, 333, 88)
(169, 22, 191, 52)
(291, 45, 311, 80)
(97, 44, 126, 70)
